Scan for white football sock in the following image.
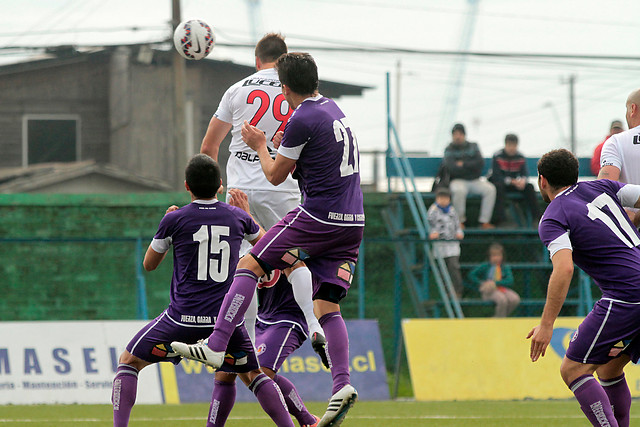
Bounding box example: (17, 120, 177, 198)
(244, 289, 258, 344)
(287, 266, 324, 337)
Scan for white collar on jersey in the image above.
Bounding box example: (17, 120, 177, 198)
(193, 199, 219, 204)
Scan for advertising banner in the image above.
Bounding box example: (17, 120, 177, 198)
(0, 319, 387, 405)
(403, 317, 640, 401)
(0, 320, 162, 404)
(161, 319, 389, 403)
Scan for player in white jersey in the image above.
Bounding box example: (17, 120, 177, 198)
(599, 88, 640, 184)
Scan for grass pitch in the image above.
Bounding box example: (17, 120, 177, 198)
(2, 399, 638, 426)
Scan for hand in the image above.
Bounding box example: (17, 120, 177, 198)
(513, 178, 526, 190)
(228, 189, 250, 213)
(479, 280, 496, 293)
(241, 120, 267, 151)
(456, 160, 464, 167)
(455, 232, 464, 240)
(165, 205, 179, 215)
(526, 324, 553, 362)
(429, 231, 440, 240)
(273, 131, 284, 149)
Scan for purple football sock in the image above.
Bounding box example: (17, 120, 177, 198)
(570, 374, 618, 427)
(207, 379, 236, 427)
(273, 374, 316, 426)
(601, 374, 631, 427)
(112, 364, 139, 427)
(248, 373, 295, 427)
(319, 311, 350, 395)
(208, 269, 259, 353)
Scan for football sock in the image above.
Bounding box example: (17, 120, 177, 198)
(600, 374, 630, 427)
(207, 380, 236, 427)
(569, 374, 618, 427)
(319, 311, 350, 395)
(287, 267, 324, 337)
(244, 290, 258, 344)
(208, 269, 259, 353)
(112, 363, 139, 427)
(248, 373, 295, 427)
(273, 374, 317, 426)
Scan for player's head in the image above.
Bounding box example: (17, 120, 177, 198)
(451, 123, 466, 144)
(537, 149, 579, 202)
(275, 52, 319, 97)
(488, 242, 504, 265)
(504, 133, 518, 155)
(184, 154, 222, 199)
(255, 33, 287, 67)
(625, 88, 640, 128)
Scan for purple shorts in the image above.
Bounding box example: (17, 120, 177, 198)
(565, 298, 640, 365)
(126, 311, 259, 373)
(251, 207, 363, 295)
(254, 319, 306, 371)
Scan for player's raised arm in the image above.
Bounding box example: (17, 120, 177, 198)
(527, 248, 573, 362)
(201, 116, 232, 161)
(241, 120, 296, 185)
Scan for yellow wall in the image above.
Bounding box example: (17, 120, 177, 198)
(403, 317, 640, 401)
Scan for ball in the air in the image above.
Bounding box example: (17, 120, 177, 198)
(173, 19, 215, 60)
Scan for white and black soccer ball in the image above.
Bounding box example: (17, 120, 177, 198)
(173, 19, 215, 60)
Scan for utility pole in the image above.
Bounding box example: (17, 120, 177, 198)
(568, 74, 576, 154)
(395, 59, 401, 137)
(171, 0, 187, 189)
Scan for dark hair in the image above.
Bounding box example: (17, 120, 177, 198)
(275, 52, 319, 96)
(505, 134, 518, 144)
(451, 123, 466, 135)
(185, 154, 221, 199)
(255, 33, 287, 63)
(537, 149, 579, 189)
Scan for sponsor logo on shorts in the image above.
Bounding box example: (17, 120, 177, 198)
(256, 343, 266, 356)
(151, 344, 170, 358)
(571, 329, 579, 342)
(337, 262, 356, 284)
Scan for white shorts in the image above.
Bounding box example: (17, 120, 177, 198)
(227, 188, 301, 255)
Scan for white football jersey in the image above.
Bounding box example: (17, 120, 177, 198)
(601, 124, 640, 184)
(214, 68, 299, 192)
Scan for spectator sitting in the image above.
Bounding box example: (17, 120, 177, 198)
(488, 133, 540, 226)
(590, 120, 624, 176)
(468, 242, 520, 317)
(444, 123, 496, 229)
(427, 187, 464, 299)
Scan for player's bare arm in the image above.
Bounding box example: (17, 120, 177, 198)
(527, 248, 573, 362)
(143, 247, 166, 271)
(201, 117, 232, 161)
(241, 120, 296, 185)
(597, 165, 621, 181)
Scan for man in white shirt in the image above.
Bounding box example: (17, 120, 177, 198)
(599, 88, 640, 184)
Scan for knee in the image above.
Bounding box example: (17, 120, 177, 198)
(484, 182, 496, 197)
(449, 180, 467, 196)
(118, 351, 147, 371)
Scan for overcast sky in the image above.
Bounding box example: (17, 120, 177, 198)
(1, 0, 639, 175)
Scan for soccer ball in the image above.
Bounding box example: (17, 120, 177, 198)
(173, 19, 215, 60)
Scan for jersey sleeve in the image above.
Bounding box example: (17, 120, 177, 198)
(150, 212, 177, 253)
(600, 136, 622, 170)
(213, 86, 234, 124)
(235, 208, 260, 241)
(538, 206, 572, 259)
(616, 183, 640, 208)
(278, 116, 310, 160)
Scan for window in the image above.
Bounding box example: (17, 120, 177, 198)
(22, 115, 80, 166)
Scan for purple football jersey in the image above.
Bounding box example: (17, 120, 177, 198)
(256, 270, 307, 332)
(277, 95, 364, 226)
(539, 180, 640, 301)
(150, 199, 260, 322)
